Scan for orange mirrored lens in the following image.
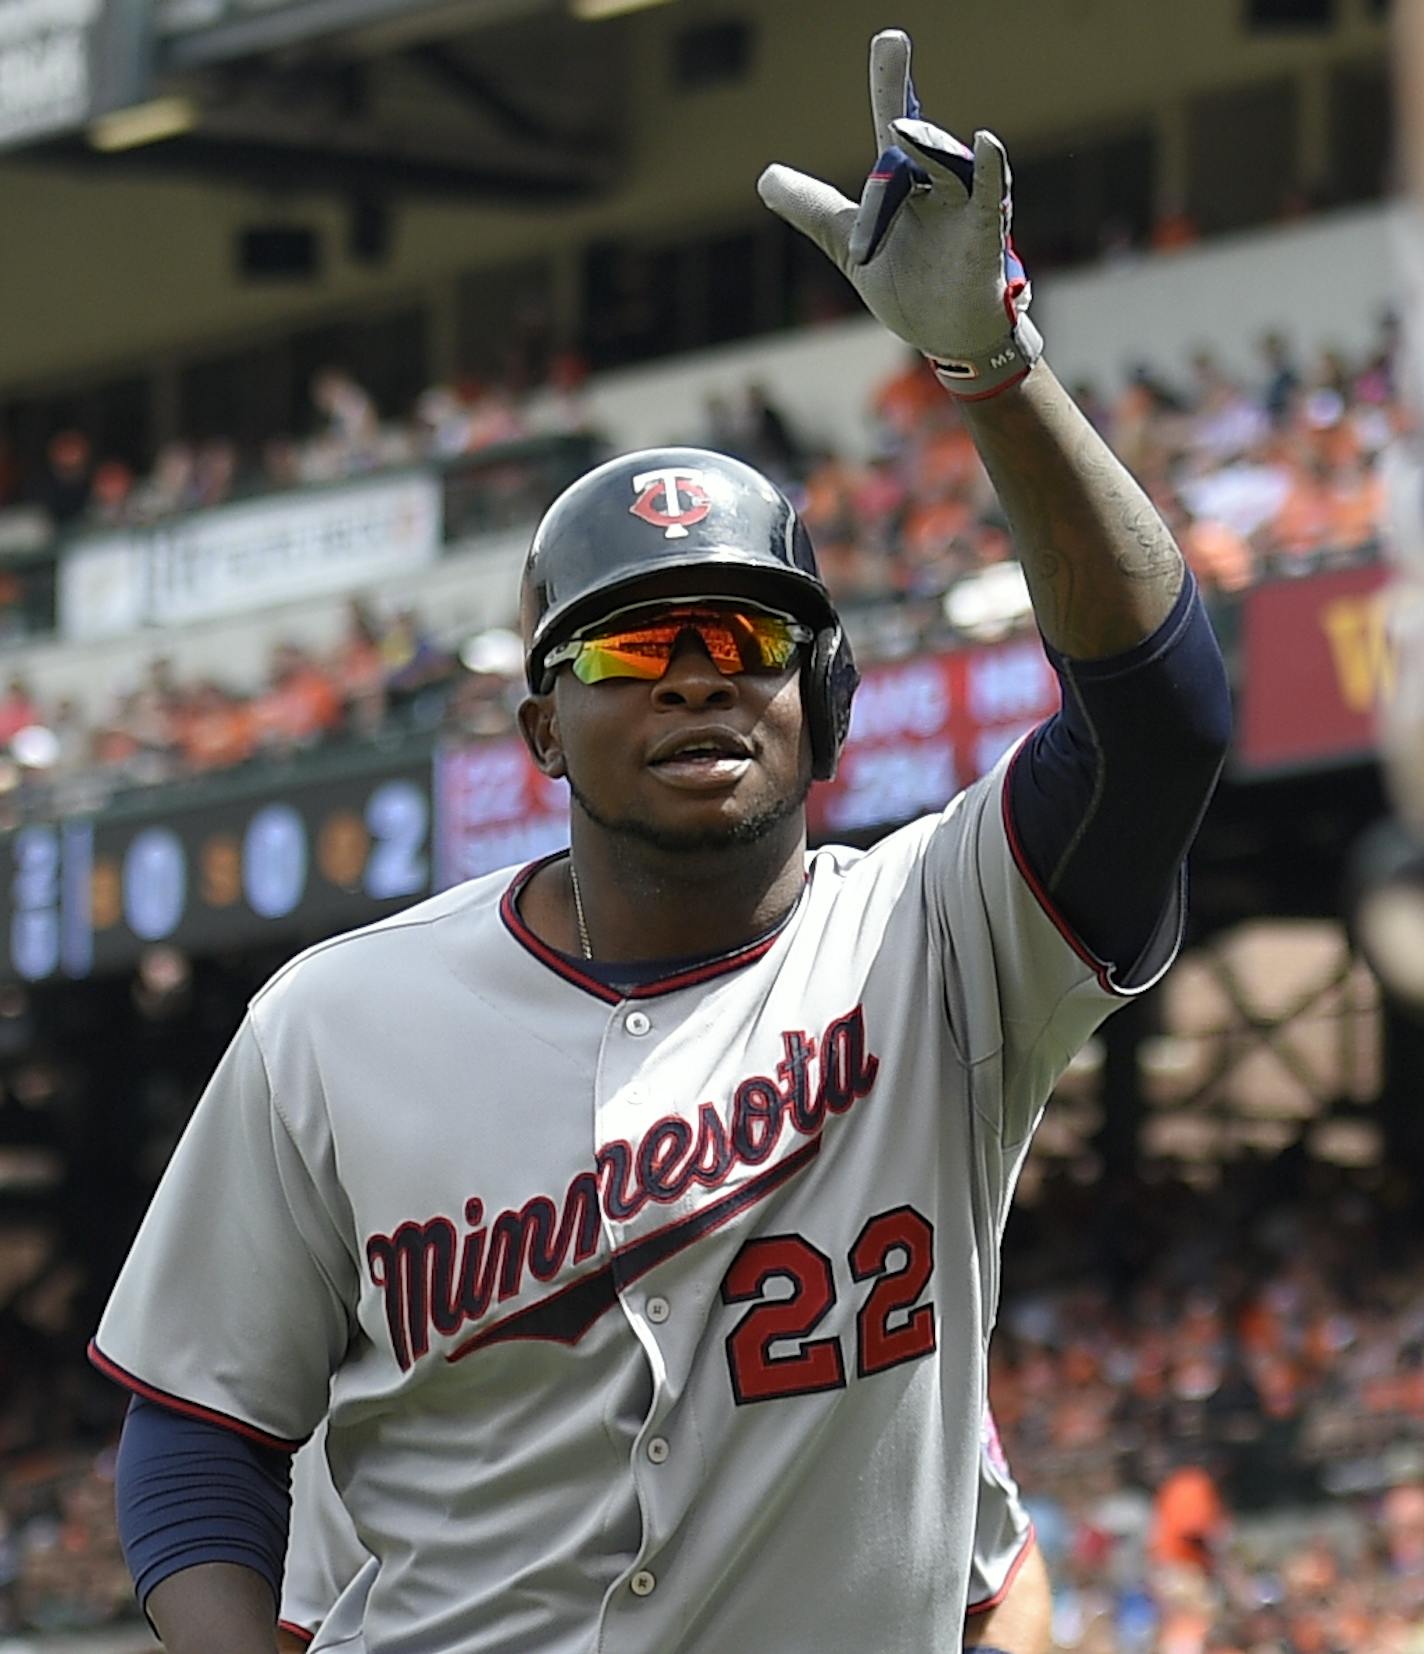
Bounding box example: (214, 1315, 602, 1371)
(566, 609, 804, 685)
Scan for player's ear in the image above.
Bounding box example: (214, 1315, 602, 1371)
(518, 693, 567, 779)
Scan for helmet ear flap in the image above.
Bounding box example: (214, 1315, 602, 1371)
(805, 625, 859, 782)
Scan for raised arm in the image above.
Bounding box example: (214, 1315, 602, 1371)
(758, 28, 1186, 660)
(958, 365, 1183, 658)
(761, 27, 1228, 986)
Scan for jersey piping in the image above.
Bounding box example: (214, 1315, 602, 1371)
(1001, 737, 1183, 998)
(88, 1342, 305, 1454)
(498, 852, 794, 1002)
(964, 1523, 1037, 1617)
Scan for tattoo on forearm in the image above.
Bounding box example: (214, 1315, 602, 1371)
(963, 367, 1184, 657)
(1020, 544, 1075, 640)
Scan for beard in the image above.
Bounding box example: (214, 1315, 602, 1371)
(565, 769, 811, 855)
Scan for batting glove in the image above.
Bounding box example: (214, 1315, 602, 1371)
(757, 28, 1042, 401)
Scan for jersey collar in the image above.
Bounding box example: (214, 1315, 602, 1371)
(499, 851, 797, 1003)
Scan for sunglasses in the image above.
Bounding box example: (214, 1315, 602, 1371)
(543, 602, 814, 686)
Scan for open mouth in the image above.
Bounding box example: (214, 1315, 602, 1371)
(648, 732, 754, 787)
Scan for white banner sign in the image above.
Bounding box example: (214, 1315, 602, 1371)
(59, 471, 443, 641)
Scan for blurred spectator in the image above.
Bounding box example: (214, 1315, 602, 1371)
(1151, 1463, 1228, 1575)
(1258, 330, 1301, 426)
(129, 440, 198, 520)
(193, 438, 238, 509)
(742, 382, 804, 476)
(250, 643, 342, 757)
(331, 598, 390, 736)
(1178, 446, 1290, 542)
(176, 682, 256, 774)
(1150, 197, 1200, 252)
(1180, 515, 1254, 595)
(462, 377, 525, 452)
(1189, 353, 1270, 461)
(33, 429, 91, 526)
(1270, 455, 1336, 558)
(309, 367, 381, 476)
(415, 385, 477, 459)
(0, 676, 39, 744)
(44, 697, 87, 780)
(872, 349, 944, 445)
(382, 608, 454, 709)
(535, 349, 594, 436)
(87, 459, 133, 525)
(700, 383, 804, 478)
(1072, 380, 1113, 436)
(701, 391, 741, 457)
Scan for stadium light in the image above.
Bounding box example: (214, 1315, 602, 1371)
(571, 0, 675, 19)
(88, 96, 198, 153)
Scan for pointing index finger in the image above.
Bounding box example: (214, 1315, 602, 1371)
(868, 28, 913, 155)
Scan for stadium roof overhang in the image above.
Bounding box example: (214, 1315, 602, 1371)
(8, 0, 625, 204)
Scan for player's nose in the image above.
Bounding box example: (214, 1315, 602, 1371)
(652, 632, 738, 707)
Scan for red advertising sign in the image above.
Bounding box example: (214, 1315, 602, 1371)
(435, 737, 570, 888)
(807, 636, 1059, 837)
(1238, 563, 1392, 775)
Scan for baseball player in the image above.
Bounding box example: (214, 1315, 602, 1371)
(93, 28, 1229, 1653)
(272, 1408, 1051, 1653)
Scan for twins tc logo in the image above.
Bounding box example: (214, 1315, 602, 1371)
(629, 467, 712, 539)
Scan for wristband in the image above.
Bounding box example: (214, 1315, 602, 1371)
(929, 315, 1044, 403)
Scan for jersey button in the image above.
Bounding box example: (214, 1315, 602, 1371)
(646, 1295, 670, 1324)
(630, 1570, 657, 1597)
(647, 1436, 670, 1464)
(624, 1010, 652, 1036)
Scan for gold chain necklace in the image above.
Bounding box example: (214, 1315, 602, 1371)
(568, 859, 593, 960)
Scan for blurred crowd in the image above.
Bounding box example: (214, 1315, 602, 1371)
(0, 313, 1397, 573)
(0, 358, 596, 536)
(0, 1222, 133, 1639)
(0, 321, 1401, 828)
(992, 1162, 1424, 1651)
(781, 323, 1394, 659)
(0, 600, 524, 825)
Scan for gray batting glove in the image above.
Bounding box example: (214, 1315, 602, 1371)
(757, 28, 1042, 401)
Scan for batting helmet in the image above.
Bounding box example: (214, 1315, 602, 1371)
(521, 447, 859, 780)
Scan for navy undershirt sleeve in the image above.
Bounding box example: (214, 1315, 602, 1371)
(115, 1393, 293, 1616)
(1008, 573, 1231, 986)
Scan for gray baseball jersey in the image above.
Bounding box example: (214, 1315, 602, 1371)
(95, 749, 1147, 1652)
(280, 1406, 1035, 1640)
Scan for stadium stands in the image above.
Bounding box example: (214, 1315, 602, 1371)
(0, 312, 1399, 833)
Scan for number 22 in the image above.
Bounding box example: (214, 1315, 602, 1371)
(719, 1205, 936, 1405)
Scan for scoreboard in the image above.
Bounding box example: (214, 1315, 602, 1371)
(5, 755, 436, 982)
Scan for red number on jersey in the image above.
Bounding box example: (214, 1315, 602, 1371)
(719, 1206, 936, 1404)
(850, 1205, 937, 1377)
(720, 1234, 847, 1404)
